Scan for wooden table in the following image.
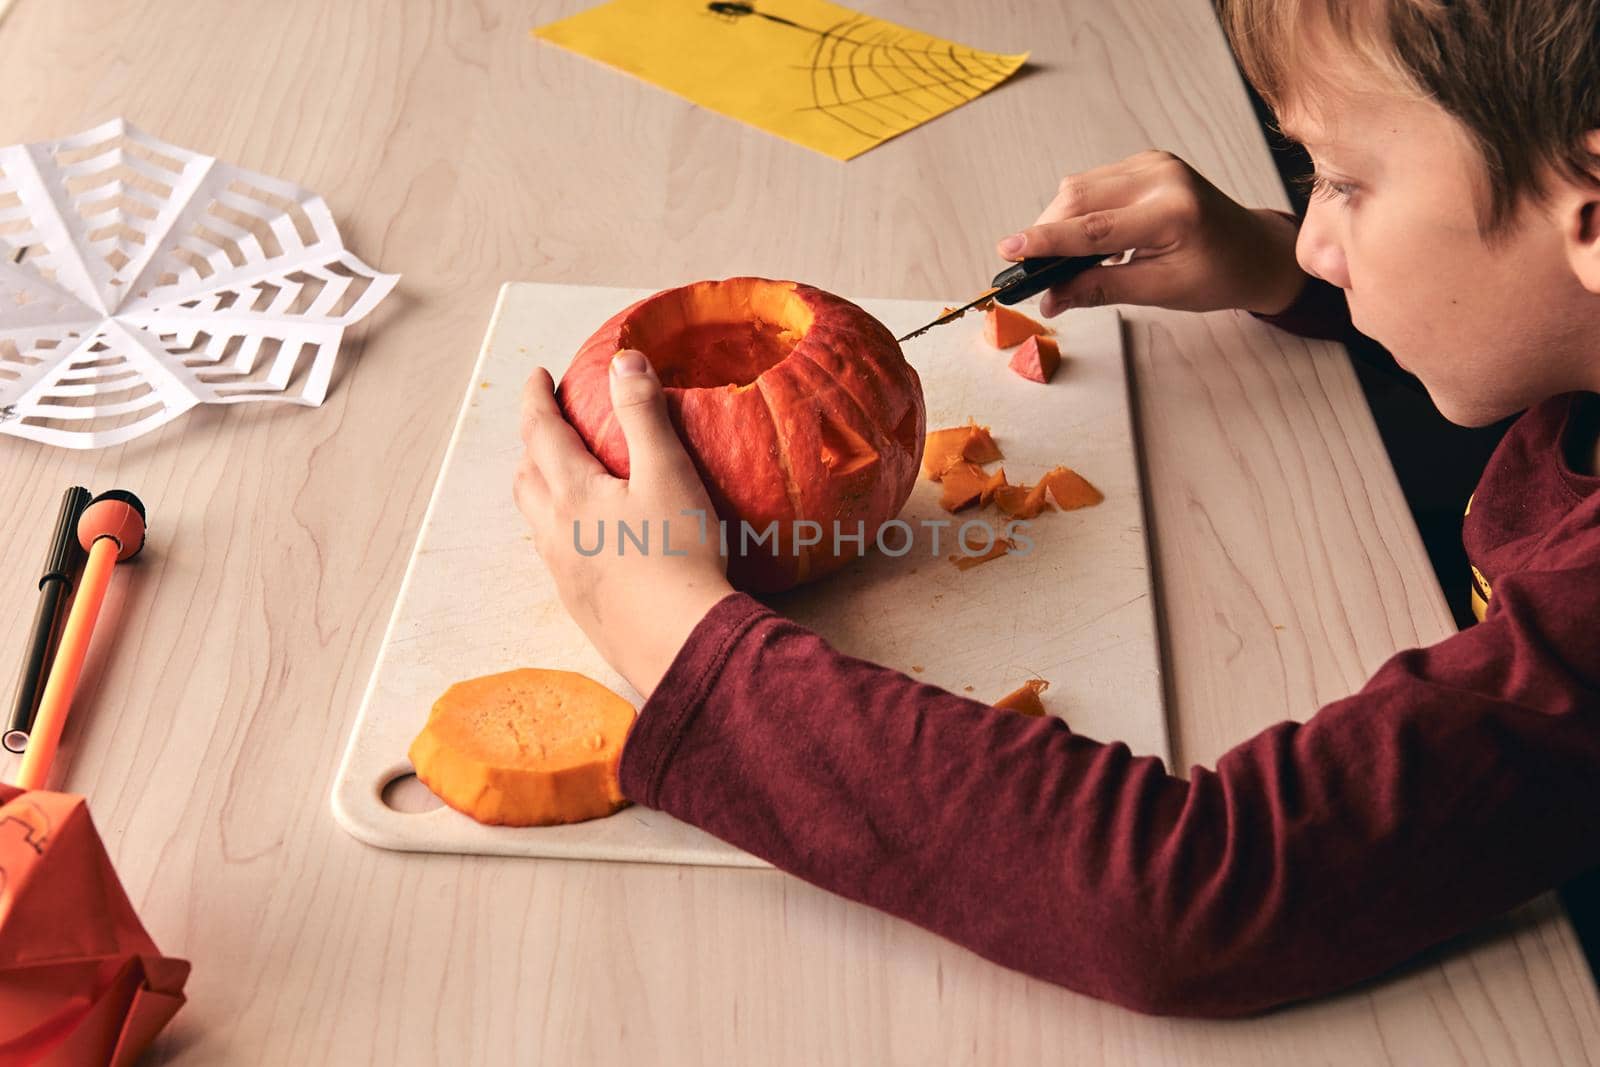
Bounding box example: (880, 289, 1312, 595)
(3, 2, 1597, 1063)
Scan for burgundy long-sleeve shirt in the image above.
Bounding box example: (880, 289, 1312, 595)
(617, 278, 1600, 1017)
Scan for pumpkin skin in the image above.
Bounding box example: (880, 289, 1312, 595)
(557, 277, 925, 592)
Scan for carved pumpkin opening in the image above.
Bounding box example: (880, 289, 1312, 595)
(818, 407, 881, 477)
(619, 278, 816, 390)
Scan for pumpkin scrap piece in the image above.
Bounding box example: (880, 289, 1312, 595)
(963, 422, 1003, 464)
(978, 465, 1010, 506)
(921, 419, 1004, 480)
(938, 462, 990, 512)
(1009, 334, 1062, 383)
(994, 679, 1050, 717)
(993, 479, 1055, 519)
(951, 536, 1017, 570)
(943, 463, 1012, 513)
(1043, 466, 1104, 510)
(922, 427, 969, 480)
(984, 305, 1053, 349)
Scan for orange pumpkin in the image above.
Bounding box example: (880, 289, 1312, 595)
(559, 278, 925, 591)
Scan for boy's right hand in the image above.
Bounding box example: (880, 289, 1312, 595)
(997, 150, 1310, 318)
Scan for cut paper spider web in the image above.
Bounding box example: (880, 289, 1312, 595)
(534, 0, 1028, 161)
(0, 118, 398, 449)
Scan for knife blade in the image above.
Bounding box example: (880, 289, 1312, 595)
(897, 252, 1129, 343)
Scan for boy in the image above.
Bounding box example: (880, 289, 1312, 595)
(512, 0, 1600, 1016)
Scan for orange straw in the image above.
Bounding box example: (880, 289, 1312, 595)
(14, 491, 146, 791)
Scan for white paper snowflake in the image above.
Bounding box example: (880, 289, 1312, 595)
(0, 118, 398, 448)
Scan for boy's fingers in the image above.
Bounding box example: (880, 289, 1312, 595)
(521, 366, 606, 490)
(512, 455, 549, 519)
(520, 368, 555, 448)
(1031, 171, 1140, 229)
(1008, 196, 1178, 262)
(607, 350, 694, 485)
(1039, 261, 1166, 316)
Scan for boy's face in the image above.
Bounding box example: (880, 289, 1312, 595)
(1282, 70, 1598, 427)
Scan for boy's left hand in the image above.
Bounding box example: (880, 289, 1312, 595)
(514, 351, 734, 700)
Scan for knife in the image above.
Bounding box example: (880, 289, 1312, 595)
(897, 253, 1128, 343)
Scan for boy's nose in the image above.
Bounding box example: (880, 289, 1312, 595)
(1295, 209, 1352, 290)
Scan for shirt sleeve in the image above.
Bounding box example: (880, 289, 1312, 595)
(1248, 210, 1354, 342)
(1251, 275, 1354, 342)
(618, 564, 1600, 1017)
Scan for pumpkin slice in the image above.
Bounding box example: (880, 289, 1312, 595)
(984, 305, 1052, 349)
(409, 668, 635, 826)
(962, 421, 1003, 465)
(921, 419, 1004, 480)
(993, 479, 1055, 519)
(978, 465, 1010, 506)
(921, 427, 970, 480)
(939, 461, 989, 512)
(1009, 334, 1062, 383)
(994, 679, 1050, 716)
(1043, 466, 1104, 510)
(951, 536, 1017, 570)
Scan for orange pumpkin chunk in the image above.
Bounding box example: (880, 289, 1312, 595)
(951, 536, 1017, 570)
(979, 465, 1010, 506)
(993, 478, 1055, 519)
(984, 305, 1052, 349)
(994, 679, 1050, 717)
(964, 423, 1003, 465)
(1009, 334, 1061, 383)
(921, 428, 968, 480)
(921, 419, 1004, 480)
(409, 668, 635, 826)
(938, 462, 989, 512)
(1043, 466, 1104, 510)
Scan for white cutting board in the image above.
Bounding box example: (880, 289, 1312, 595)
(332, 282, 1166, 868)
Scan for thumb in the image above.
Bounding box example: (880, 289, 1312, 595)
(608, 349, 692, 482)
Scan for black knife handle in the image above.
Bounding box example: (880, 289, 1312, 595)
(990, 255, 1107, 305)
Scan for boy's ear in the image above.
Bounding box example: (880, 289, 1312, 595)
(1564, 130, 1600, 295)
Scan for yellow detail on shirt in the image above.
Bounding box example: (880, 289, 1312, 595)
(1465, 493, 1491, 622)
(1469, 564, 1492, 623)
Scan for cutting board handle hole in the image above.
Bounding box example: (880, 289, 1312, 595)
(381, 772, 444, 814)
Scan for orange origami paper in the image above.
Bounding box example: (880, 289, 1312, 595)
(0, 784, 189, 1067)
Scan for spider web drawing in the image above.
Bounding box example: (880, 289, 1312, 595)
(708, 2, 1022, 141)
(533, 0, 1027, 160)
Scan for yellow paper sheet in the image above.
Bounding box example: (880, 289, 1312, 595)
(532, 0, 1028, 161)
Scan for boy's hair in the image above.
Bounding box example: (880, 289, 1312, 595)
(1220, 0, 1600, 236)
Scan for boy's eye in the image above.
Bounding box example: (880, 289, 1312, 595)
(1298, 171, 1357, 202)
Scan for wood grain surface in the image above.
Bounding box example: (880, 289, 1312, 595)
(1, 1, 1596, 1064)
